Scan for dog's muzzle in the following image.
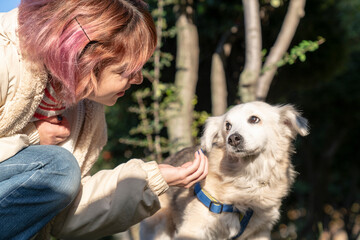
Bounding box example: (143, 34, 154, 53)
(228, 133, 244, 148)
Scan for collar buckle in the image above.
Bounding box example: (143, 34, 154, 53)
(209, 201, 223, 213)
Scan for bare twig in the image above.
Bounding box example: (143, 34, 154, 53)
(153, 0, 164, 162)
(142, 70, 155, 83)
(135, 93, 154, 151)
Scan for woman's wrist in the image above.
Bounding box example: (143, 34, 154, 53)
(142, 161, 169, 196)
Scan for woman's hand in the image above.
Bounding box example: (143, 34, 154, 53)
(158, 150, 208, 188)
(34, 115, 71, 145)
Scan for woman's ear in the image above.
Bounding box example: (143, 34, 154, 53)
(279, 104, 309, 138)
(200, 115, 225, 152)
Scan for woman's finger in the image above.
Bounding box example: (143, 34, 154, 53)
(55, 136, 68, 144)
(189, 150, 206, 179)
(184, 150, 207, 188)
(201, 154, 209, 179)
(159, 150, 209, 188)
(169, 153, 200, 187)
(183, 151, 205, 187)
(187, 154, 209, 188)
(43, 115, 62, 124)
(181, 161, 193, 168)
(56, 117, 71, 137)
(180, 150, 201, 177)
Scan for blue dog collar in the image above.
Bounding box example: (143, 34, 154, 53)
(194, 182, 237, 213)
(232, 208, 253, 239)
(194, 182, 253, 239)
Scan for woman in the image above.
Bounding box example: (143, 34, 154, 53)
(0, 0, 208, 239)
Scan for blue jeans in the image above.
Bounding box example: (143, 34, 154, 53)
(0, 145, 81, 240)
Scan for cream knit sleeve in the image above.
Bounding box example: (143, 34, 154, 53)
(20, 122, 40, 145)
(141, 160, 169, 196)
(52, 159, 169, 240)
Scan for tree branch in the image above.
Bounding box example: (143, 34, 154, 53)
(210, 26, 238, 116)
(256, 0, 306, 101)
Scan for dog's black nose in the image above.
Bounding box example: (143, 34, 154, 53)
(228, 133, 244, 147)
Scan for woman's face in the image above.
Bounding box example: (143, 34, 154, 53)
(87, 64, 143, 106)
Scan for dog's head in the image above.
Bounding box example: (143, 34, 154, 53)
(201, 101, 309, 157)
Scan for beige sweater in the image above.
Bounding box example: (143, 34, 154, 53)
(0, 9, 168, 239)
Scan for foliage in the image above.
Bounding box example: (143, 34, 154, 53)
(276, 37, 325, 67)
(118, 0, 211, 162)
(190, 95, 210, 143)
(191, 109, 210, 143)
(261, 37, 326, 76)
(117, 0, 176, 163)
(97, 0, 360, 239)
(119, 82, 178, 161)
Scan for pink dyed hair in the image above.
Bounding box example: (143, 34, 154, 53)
(18, 0, 157, 106)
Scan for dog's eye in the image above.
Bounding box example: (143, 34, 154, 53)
(248, 116, 260, 124)
(225, 121, 232, 131)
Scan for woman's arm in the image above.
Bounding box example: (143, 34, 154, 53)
(52, 159, 167, 239)
(52, 151, 208, 240)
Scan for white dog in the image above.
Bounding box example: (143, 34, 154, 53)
(140, 101, 309, 240)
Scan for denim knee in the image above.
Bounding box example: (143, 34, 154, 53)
(42, 146, 81, 208)
(0, 146, 81, 239)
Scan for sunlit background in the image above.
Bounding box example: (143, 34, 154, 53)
(1, 1, 359, 240)
(0, 1, 20, 12)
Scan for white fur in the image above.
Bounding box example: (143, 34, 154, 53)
(141, 101, 309, 240)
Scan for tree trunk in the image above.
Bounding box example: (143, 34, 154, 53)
(256, 0, 306, 101)
(210, 27, 237, 116)
(166, 4, 199, 153)
(211, 53, 228, 116)
(238, 0, 262, 103)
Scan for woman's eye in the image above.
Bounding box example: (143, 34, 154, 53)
(248, 116, 260, 124)
(225, 121, 232, 131)
(115, 71, 125, 77)
(120, 72, 137, 79)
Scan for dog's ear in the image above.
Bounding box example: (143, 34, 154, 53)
(201, 115, 225, 152)
(279, 104, 309, 138)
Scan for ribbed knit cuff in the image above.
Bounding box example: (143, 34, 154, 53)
(142, 161, 169, 196)
(21, 122, 40, 145)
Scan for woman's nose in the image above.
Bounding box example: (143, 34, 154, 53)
(129, 72, 143, 85)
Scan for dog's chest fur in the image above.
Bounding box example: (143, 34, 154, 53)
(169, 185, 243, 239)
(164, 146, 291, 239)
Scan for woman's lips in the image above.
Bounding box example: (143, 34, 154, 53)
(116, 91, 125, 97)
